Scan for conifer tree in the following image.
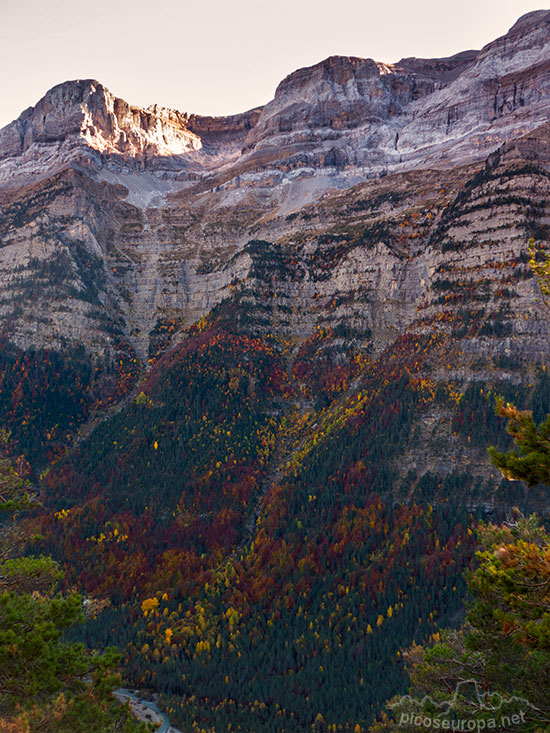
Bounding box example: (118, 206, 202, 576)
(0, 449, 151, 732)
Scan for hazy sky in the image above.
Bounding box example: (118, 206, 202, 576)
(0, 0, 546, 128)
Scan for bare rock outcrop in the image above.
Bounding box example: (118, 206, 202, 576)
(3, 11, 550, 202)
(1, 10, 550, 368)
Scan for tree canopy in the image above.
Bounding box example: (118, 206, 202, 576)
(488, 399, 550, 487)
(376, 513, 550, 731)
(0, 450, 151, 733)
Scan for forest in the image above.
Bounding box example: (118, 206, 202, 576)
(1, 241, 550, 730)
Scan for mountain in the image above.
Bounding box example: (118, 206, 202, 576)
(3, 10, 550, 731)
(3, 9, 550, 193)
(1, 10, 550, 366)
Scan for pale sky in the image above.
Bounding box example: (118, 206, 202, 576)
(0, 0, 546, 129)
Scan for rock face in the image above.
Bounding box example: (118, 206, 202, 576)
(3, 10, 550, 195)
(2, 80, 199, 157)
(235, 8, 550, 193)
(1, 10, 550, 369)
(0, 80, 262, 188)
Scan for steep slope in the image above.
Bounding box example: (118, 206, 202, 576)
(2, 118, 550, 472)
(0, 79, 261, 188)
(4, 10, 550, 731)
(28, 123, 550, 730)
(3, 9, 550, 201)
(0, 12, 549, 369)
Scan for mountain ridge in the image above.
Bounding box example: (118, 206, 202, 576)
(3, 9, 550, 203)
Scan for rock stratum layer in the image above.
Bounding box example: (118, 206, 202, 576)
(1, 10, 550, 363)
(0, 10, 550, 465)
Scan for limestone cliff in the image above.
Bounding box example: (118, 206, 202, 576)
(1, 10, 550, 376)
(2, 10, 550, 199)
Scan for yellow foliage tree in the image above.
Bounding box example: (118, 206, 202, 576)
(141, 597, 159, 615)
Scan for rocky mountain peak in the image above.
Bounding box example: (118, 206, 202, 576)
(507, 8, 550, 35)
(3, 10, 550, 206)
(0, 78, 202, 172)
(273, 55, 380, 99)
(0, 78, 266, 190)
